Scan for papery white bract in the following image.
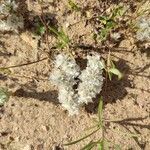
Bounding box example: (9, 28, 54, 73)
(0, 14, 24, 32)
(78, 54, 104, 104)
(0, 0, 18, 15)
(0, 20, 10, 31)
(58, 87, 79, 115)
(136, 17, 150, 42)
(0, 0, 24, 32)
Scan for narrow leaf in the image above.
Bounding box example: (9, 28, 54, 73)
(98, 97, 103, 127)
(36, 25, 45, 35)
(68, 0, 80, 11)
(109, 68, 123, 80)
(49, 26, 69, 48)
(81, 141, 96, 150)
(84, 124, 99, 132)
(64, 128, 100, 146)
(98, 141, 104, 150)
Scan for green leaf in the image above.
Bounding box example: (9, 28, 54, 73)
(36, 25, 46, 35)
(98, 97, 103, 127)
(99, 28, 109, 40)
(63, 128, 100, 146)
(109, 68, 123, 80)
(106, 20, 117, 29)
(81, 141, 96, 150)
(58, 28, 70, 44)
(98, 141, 104, 150)
(111, 6, 124, 19)
(49, 26, 70, 49)
(108, 72, 113, 81)
(99, 16, 109, 24)
(0, 88, 10, 106)
(68, 0, 80, 11)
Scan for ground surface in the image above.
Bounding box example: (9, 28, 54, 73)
(0, 0, 150, 150)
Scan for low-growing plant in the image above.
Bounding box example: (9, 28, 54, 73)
(49, 52, 122, 115)
(105, 52, 123, 80)
(64, 97, 140, 149)
(94, 5, 126, 41)
(49, 26, 70, 49)
(68, 0, 81, 12)
(36, 24, 46, 36)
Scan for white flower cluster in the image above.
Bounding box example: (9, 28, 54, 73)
(78, 55, 104, 104)
(0, 0, 24, 32)
(136, 17, 150, 42)
(50, 53, 104, 115)
(50, 54, 80, 115)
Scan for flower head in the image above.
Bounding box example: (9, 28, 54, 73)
(49, 53, 104, 115)
(50, 54, 80, 115)
(77, 54, 104, 104)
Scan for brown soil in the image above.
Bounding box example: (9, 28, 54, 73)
(0, 0, 150, 150)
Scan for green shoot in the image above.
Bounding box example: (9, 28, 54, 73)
(64, 95, 141, 149)
(36, 25, 46, 36)
(98, 16, 117, 40)
(108, 61, 123, 80)
(68, 0, 80, 11)
(98, 141, 104, 150)
(106, 52, 123, 80)
(49, 26, 70, 49)
(97, 6, 124, 41)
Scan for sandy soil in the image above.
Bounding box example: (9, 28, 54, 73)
(0, 0, 150, 150)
